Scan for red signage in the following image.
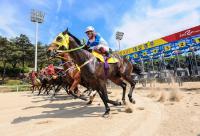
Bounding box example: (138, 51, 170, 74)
(162, 34, 177, 43)
(162, 25, 200, 43)
(176, 25, 200, 39)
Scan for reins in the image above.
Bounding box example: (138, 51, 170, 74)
(56, 45, 85, 53)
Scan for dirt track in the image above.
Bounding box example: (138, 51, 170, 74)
(0, 82, 200, 136)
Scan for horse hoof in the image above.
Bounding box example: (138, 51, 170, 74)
(79, 95, 88, 101)
(122, 100, 127, 105)
(131, 99, 136, 104)
(86, 101, 92, 105)
(113, 102, 121, 106)
(102, 113, 110, 118)
(69, 91, 78, 99)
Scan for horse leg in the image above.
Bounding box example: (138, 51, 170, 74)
(88, 88, 93, 96)
(48, 84, 55, 95)
(68, 72, 80, 94)
(83, 88, 91, 95)
(42, 84, 48, 95)
(101, 80, 121, 106)
(31, 79, 35, 93)
(110, 78, 127, 105)
(123, 75, 136, 104)
(31, 85, 35, 93)
(87, 90, 97, 105)
(53, 85, 61, 96)
(68, 73, 88, 101)
(64, 85, 69, 94)
(44, 84, 51, 95)
(96, 81, 111, 117)
(72, 87, 88, 101)
(87, 85, 121, 106)
(37, 85, 44, 96)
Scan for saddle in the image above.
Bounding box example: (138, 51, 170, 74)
(92, 51, 119, 63)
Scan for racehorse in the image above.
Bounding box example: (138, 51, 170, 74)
(52, 50, 126, 105)
(37, 66, 67, 96)
(53, 54, 89, 101)
(28, 71, 41, 93)
(48, 29, 141, 117)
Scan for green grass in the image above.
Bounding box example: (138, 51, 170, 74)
(5, 80, 22, 85)
(0, 80, 31, 92)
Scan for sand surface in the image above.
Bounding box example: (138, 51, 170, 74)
(0, 82, 200, 136)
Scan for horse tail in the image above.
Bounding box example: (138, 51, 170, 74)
(132, 64, 142, 75)
(113, 53, 142, 75)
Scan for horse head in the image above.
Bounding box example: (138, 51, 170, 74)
(47, 29, 82, 57)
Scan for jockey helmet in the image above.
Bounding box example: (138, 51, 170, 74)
(85, 26, 95, 33)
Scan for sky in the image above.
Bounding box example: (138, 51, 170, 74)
(0, 0, 200, 50)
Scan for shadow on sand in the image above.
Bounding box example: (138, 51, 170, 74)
(12, 100, 106, 124)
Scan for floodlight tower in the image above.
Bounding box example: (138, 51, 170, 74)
(116, 31, 124, 51)
(31, 9, 45, 72)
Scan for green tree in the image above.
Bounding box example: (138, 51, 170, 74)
(15, 34, 33, 68)
(37, 42, 48, 69)
(0, 36, 12, 83)
(9, 38, 23, 68)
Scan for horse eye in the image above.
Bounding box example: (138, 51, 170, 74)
(56, 36, 63, 42)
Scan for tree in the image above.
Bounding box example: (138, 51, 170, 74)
(37, 42, 48, 69)
(0, 36, 12, 83)
(15, 34, 33, 68)
(9, 38, 23, 68)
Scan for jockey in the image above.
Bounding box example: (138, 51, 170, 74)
(85, 26, 110, 56)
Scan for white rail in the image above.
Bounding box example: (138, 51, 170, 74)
(0, 85, 31, 92)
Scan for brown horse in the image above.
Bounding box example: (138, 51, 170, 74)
(48, 29, 141, 117)
(54, 52, 125, 105)
(54, 53, 89, 100)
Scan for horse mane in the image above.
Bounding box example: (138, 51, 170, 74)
(62, 29, 92, 59)
(63, 29, 82, 45)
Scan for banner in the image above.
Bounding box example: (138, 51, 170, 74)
(152, 48, 159, 54)
(176, 25, 200, 40)
(149, 47, 161, 60)
(178, 41, 186, 48)
(194, 37, 200, 44)
(132, 53, 139, 59)
(141, 50, 148, 57)
(174, 39, 188, 50)
(137, 44, 145, 51)
(118, 25, 200, 57)
(118, 47, 134, 56)
(163, 43, 172, 52)
(132, 46, 138, 52)
(147, 41, 154, 48)
(191, 34, 200, 44)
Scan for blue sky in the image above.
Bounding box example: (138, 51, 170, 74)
(0, 0, 200, 50)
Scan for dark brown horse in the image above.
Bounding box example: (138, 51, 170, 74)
(48, 29, 141, 117)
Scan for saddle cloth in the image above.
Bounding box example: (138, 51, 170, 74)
(92, 51, 119, 63)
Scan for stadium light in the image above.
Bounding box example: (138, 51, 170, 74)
(116, 31, 124, 51)
(30, 9, 45, 72)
